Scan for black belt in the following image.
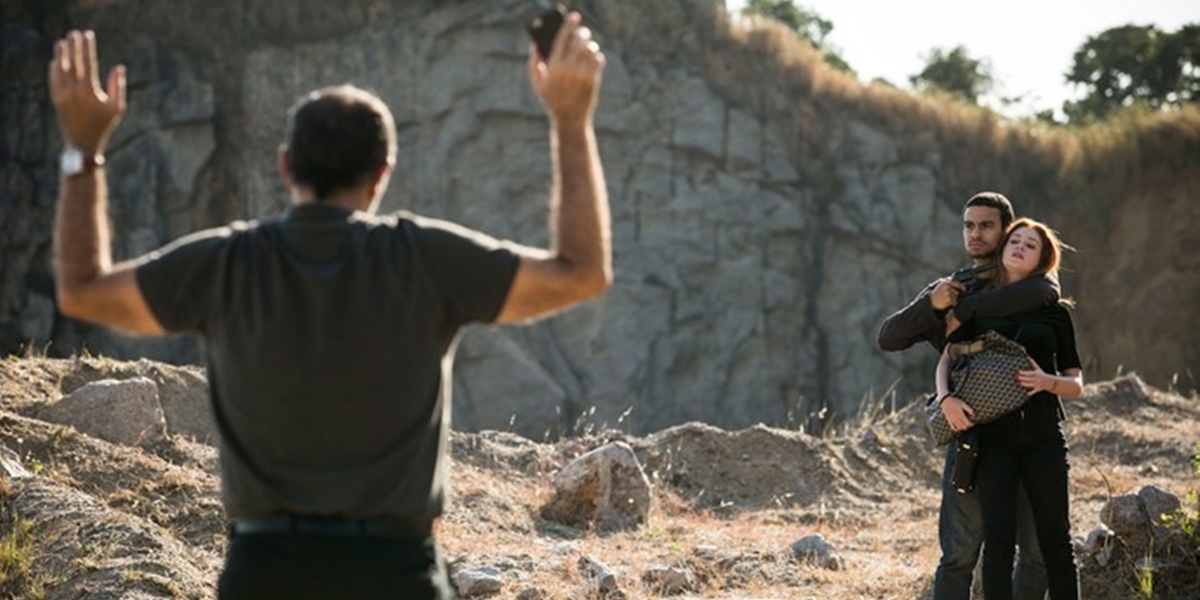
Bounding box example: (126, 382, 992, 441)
(229, 515, 431, 539)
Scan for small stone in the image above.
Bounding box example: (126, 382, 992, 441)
(453, 567, 503, 598)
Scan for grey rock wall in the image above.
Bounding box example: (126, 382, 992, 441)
(2, 0, 1197, 439)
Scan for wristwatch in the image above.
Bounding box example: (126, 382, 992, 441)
(60, 146, 105, 177)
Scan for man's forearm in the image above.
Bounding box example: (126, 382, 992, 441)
(877, 286, 944, 353)
(494, 15, 610, 323)
(551, 118, 611, 293)
(51, 170, 163, 334)
(54, 171, 112, 312)
(47, 31, 159, 334)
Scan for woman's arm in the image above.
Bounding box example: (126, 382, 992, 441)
(952, 273, 1059, 323)
(935, 347, 952, 399)
(936, 346, 976, 431)
(1016, 305, 1084, 398)
(1016, 363, 1083, 398)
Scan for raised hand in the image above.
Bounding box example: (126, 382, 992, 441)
(527, 12, 605, 125)
(48, 30, 126, 155)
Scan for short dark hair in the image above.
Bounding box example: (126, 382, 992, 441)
(963, 191, 1016, 229)
(284, 85, 397, 200)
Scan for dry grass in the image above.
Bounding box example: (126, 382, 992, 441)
(0, 503, 53, 599)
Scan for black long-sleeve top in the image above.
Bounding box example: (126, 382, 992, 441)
(949, 303, 1081, 436)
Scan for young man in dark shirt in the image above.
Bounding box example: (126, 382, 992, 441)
(877, 192, 1058, 600)
(49, 15, 608, 599)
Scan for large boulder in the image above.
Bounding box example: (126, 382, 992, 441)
(38, 378, 168, 446)
(60, 359, 214, 443)
(541, 441, 652, 532)
(1101, 485, 1189, 554)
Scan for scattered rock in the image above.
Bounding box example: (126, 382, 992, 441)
(1074, 524, 1116, 567)
(516, 588, 545, 600)
(642, 564, 695, 595)
(453, 566, 504, 598)
(790, 533, 845, 570)
(0, 444, 29, 478)
(578, 555, 619, 595)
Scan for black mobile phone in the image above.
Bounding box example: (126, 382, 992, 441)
(528, 4, 567, 59)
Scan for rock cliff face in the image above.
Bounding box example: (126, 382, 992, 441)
(2, 0, 1198, 438)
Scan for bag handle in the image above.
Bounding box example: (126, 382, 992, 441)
(949, 323, 1026, 400)
(954, 322, 1031, 398)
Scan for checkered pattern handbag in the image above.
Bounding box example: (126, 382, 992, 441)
(927, 329, 1031, 445)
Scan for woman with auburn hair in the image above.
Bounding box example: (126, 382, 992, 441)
(936, 217, 1084, 599)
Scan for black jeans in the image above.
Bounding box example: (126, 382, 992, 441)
(932, 439, 1048, 600)
(977, 413, 1078, 600)
(219, 532, 453, 599)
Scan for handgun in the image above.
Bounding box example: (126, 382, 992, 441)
(950, 263, 998, 288)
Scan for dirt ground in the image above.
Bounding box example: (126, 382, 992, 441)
(1, 355, 1197, 599)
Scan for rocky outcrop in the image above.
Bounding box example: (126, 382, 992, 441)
(2, 0, 1198, 441)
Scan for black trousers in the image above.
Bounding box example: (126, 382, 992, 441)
(218, 532, 453, 600)
(976, 411, 1078, 600)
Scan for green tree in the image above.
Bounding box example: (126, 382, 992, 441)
(1063, 23, 1200, 121)
(742, 0, 854, 74)
(909, 45, 994, 104)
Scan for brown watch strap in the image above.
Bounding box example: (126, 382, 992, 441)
(80, 153, 106, 172)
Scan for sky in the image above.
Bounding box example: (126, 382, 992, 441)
(725, 0, 1200, 118)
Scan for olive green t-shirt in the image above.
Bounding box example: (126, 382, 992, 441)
(136, 202, 519, 521)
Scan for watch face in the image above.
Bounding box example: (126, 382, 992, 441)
(61, 148, 84, 175)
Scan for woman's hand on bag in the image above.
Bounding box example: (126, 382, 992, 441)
(1017, 358, 1052, 396)
(940, 396, 975, 431)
